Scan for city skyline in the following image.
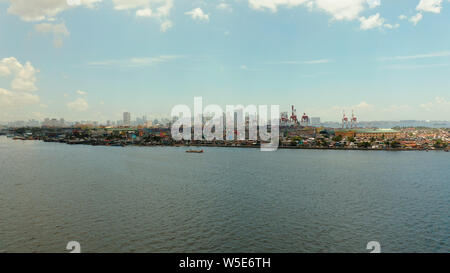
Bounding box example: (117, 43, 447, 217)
(3, 110, 449, 129)
(1, 0, 450, 123)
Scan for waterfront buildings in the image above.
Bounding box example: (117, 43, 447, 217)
(335, 129, 400, 140)
(355, 129, 400, 139)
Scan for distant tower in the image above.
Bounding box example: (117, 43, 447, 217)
(123, 112, 131, 126)
(351, 110, 358, 128)
(342, 111, 349, 129)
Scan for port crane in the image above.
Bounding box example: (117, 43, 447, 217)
(281, 112, 289, 124)
(350, 110, 358, 128)
(300, 113, 310, 126)
(342, 111, 349, 129)
(290, 105, 298, 125)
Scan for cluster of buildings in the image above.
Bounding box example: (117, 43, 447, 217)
(1, 112, 172, 129)
(2, 123, 448, 151)
(280, 127, 449, 150)
(106, 113, 171, 128)
(1, 109, 449, 150)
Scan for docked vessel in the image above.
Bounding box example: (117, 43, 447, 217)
(186, 149, 204, 153)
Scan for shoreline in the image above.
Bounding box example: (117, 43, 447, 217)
(181, 143, 447, 152)
(3, 137, 448, 152)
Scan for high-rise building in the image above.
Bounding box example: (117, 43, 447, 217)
(123, 112, 131, 126)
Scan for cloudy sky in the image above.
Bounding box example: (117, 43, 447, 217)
(1, 0, 450, 122)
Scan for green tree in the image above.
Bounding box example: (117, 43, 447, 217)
(332, 135, 343, 142)
(433, 139, 445, 148)
(391, 141, 401, 148)
(358, 142, 370, 148)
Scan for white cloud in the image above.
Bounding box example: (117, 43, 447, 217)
(185, 8, 210, 22)
(76, 90, 88, 95)
(248, 0, 371, 21)
(248, 0, 309, 12)
(354, 101, 374, 110)
(113, 0, 174, 31)
(409, 12, 423, 25)
(248, 0, 370, 21)
(383, 23, 400, 29)
(409, 0, 444, 26)
(380, 51, 450, 61)
(160, 20, 173, 32)
(6, 0, 102, 22)
(67, 98, 89, 111)
(313, 0, 368, 21)
(34, 22, 70, 48)
(113, 0, 173, 16)
(358, 13, 397, 30)
(0, 57, 40, 109)
(89, 55, 184, 67)
(113, 0, 149, 10)
(0, 57, 38, 92)
(136, 8, 153, 17)
(420, 97, 450, 111)
(217, 3, 233, 12)
(367, 0, 380, 9)
(416, 0, 443, 14)
(0, 88, 39, 108)
(359, 13, 384, 30)
(271, 59, 332, 64)
(303, 59, 333, 64)
(247, 0, 396, 30)
(398, 14, 407, 20)
(383, 63, 449, 70)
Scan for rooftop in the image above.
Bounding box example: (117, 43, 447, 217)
(354, 129, 400, 133)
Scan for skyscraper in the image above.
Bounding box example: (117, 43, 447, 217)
(123, 112, 131, 126)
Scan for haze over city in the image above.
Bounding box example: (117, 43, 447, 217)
(1, 0, 450, 123)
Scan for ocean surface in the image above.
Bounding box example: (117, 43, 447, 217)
(0, 136, 448, 253)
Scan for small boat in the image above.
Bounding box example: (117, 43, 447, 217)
(186, 149, 204, 153)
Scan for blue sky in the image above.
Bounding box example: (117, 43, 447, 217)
(1, 0, 450, 122)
